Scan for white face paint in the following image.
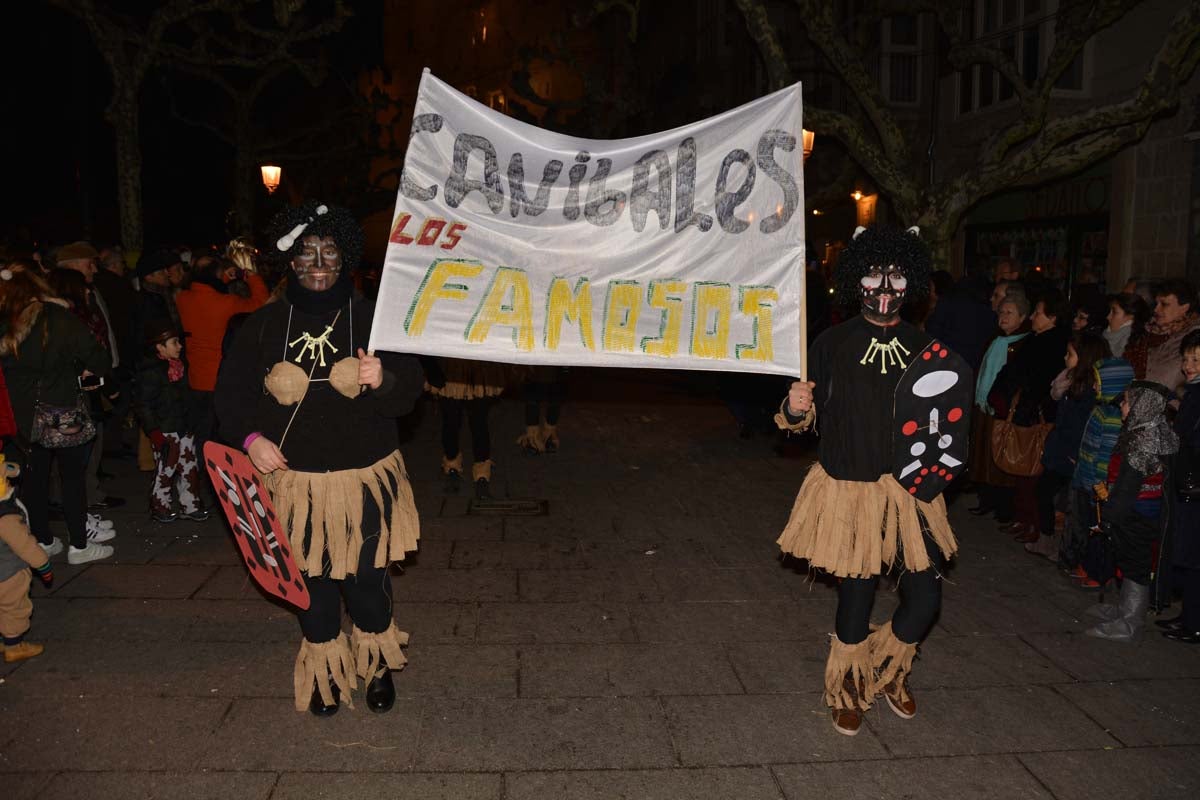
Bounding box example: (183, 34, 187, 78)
(861, 264, 909, 318)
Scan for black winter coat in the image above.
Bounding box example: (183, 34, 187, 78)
(135, 357, 195, 435)
(989, 325, 1070, 426)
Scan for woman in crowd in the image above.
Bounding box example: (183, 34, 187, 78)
(1086, 381, 1177, 641)
(988, 291, 1071, 542)
(1104, 292, 1148, 359)
(0, 261, 114, 564)
(1025, 332, 1110, 559)
(968, 292, 1031, 522)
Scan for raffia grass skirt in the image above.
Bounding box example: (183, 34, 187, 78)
(777, 463, 957, 578)
(266, 450, 419, 580)
(427, 358, 527, 400)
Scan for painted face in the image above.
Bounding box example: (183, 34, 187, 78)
(860, 264, 908, 318)
(1182, 348, 1200, 382)
(292, 234, 342, 292)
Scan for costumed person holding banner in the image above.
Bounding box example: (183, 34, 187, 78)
(214, 201, 425, 716)
(422, 356, 513, 499)
(777, 226, 971, 736)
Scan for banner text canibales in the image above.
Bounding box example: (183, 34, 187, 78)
(401, 114, 800, 235)
(404, 260, 779, 362)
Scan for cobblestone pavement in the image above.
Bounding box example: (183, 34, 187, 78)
(3, 368, 1198, 799)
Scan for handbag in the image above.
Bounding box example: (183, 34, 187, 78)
(991, 391, 1052, 477)
(30, 379, 96, 449)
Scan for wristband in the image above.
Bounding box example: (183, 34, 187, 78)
(243, 432, 263, 451)
(33, 561, 53, 581)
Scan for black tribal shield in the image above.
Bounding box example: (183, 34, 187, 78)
(892, 341, 974, 502)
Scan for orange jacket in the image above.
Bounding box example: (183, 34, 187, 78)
(176, 274, 268, 391)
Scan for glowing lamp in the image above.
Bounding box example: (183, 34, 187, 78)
(261, 165, 282, 194)
(802, 129, 815, 161)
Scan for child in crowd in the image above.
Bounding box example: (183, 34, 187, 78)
(0, 456, 53, 662)
(1086, 381, 1178, 641)
(1157, 330, 1200, 643)
(1026, 332, 1111, 560)
(1060, 356, 1135, 583)
(135, 321, 209, 524)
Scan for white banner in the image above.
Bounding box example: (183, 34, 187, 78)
(370, 70, 805, 376)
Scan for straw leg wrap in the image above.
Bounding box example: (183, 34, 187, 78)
(350, 622, 410, 680)
(517, 425, 546, 453)
(867, 621, 918, 703)
(293, 632, 355, 712)
(824, 634, 873, 711)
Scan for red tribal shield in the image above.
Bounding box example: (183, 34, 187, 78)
(892, 341, 974, 502)
(203, 442, 310, 610)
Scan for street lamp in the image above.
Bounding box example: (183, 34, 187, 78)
(260, 165, 282, 194)
(802, 129, 814, 161)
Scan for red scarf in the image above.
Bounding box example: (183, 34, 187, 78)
(166, 358, 184, 383)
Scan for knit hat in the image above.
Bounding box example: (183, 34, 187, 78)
(137, 248, 182, 279)
(57, 241, 99, 263)
(144, 318, 181, 347)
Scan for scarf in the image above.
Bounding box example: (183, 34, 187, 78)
(1115, 382, 1179, 474)
(166, 357, 185, 383)
(976, 332, 1028, 412)
(1102, 321, 1132, 358)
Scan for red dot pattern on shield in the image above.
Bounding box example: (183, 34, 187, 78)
(948, 407, 963, 423)
(903, 420, 918, 436)
(898, 340, 968, 496)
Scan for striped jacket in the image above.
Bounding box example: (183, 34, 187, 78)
(1072, 358, 1135, 493)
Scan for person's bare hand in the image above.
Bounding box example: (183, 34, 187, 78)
(788, 380, 815, 415)
(357, 348, 382, 390)
(248, 436, 288, 474)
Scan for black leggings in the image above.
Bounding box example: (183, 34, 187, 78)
(523, 379, 565, 426)
(297, 532, 393, 644)
(441, 397, 491, 461)
(835, 532, 945, 645)
(22, 443, 90, 550)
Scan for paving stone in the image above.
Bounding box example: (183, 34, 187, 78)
(1023, 632, 1200, 682)
(476, 602, 636, 644)
(662, 694, 888, 764)
(581, 539, 716, 570)
(418, 516, 504, 541)
(85, 533, 176, 565)
(272, 771, 502, 800)
(773, 755, 1053, 799)
(414, 697, 677, 770)
(633, 601, 823, 643)
(869, 685, 1120, 756)
(0, 696, 227, 771)
(519, 643, 743, 697)
(1054, 679, 1200, 746)
(650, 568, 797, 602)
(452, 539, 588, 569)
(406, 539, 453, 568)
(200, 698, 421, 771)
(702, 538, 789, 568)
(723, 640, 830, 694)
(399, 644, 518, 697)
(517, 568, 661, 602)
(56, 564, 217, 599)
(186, 599, 299, 642)
(1020, 745, 1200, 799)
(38, 770, 278, 800)
(393, 602, 480, 643)
(28, 562, 90, 598)
(192, 565, 275, 600)
(506, 766, 784, 800)
(9, 638, 293, 698)
(0, 772, 48, 800)
(935, 592, 1085, 635)
(393, 567, 519, 602)
(37, 598, 194, 642)
(151, 533, 243, 565)
(911, 633, 1074, 688)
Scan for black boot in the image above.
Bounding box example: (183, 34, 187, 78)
(308, 681, 340, 717)
(366, 669, 395, 713)
(475, 477, 491, 500)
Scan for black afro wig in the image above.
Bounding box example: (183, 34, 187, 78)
(834, 225, 933, 307)
(266, 200, 364, 273)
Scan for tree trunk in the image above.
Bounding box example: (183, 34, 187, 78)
(232, 123, 256, 238)
(108, 86, 144, 252)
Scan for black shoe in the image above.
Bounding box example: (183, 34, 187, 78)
(309, 682, 340, 716)
(1154, 615, 1185, 632)
(444, 469, 461, 495)
(89, 496, 126, 511)
(366, 670, 395, 713)
(151, 510, 178, 524)
(475, 477, 492, 500)
(1162, 628, 1200, 644)
(180, 508, 211, 522)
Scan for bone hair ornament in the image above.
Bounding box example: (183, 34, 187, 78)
(277, 205, 329, 252)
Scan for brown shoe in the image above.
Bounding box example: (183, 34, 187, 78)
(883, 676, 916, 719)
(831, 705, 862, 736)
(3, 641, 44, 663)
(1014, 526, 1040, 544)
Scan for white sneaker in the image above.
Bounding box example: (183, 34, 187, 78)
(67, 542, 114, 565)
(88, 513, 115, 530)
(39, 537, 64, 557)
(86, 514, 117, 543)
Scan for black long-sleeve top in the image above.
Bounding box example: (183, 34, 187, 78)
(806, 314, 932, 481)
(213, 280, 424, 473)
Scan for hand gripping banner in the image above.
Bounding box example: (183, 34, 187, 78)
(370, 69, 806, 376)
(203, 442, 309, 610)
